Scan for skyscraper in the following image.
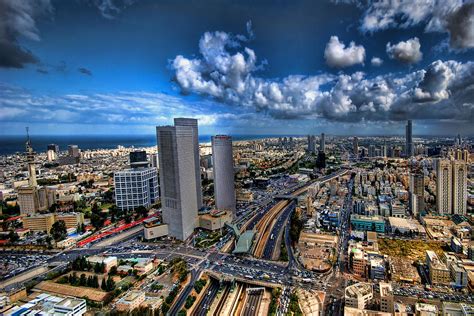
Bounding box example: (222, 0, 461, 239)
(174, 118, 203, 209)
(452, 160, 467, 215)
(320, 133, 325, 153)
(436, 159, 452, 215)
(157, 119, 201, 240)
(405, 120, 413, 158)
(409, 173, 424, 216)
(307, 135, 316, 153)
(353, 137, 359, 157)
(212, 135, 236, 214)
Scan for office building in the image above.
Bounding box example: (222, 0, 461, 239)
(47, 144, 59, 153)
(350, 214, 385, 233)
(174, 118, 202, 208)
(320, 133, 325, 152)
(114, 168, 159, 211)
(409, 173, 424, 216)
(157, 119, 201, 240)
(405, 120, 413, 157)
(53, 297, 87, 316)
(368, 145, 375, 158)
(436, 159, 453, 215)
(46, 149, 57, 162)
(345, 283, 373, 310)
(307, 135, 316, 153)
(452, 160, 468, 215)
(212, 135, 236, 214)
(25, 129, 37, 187)
(129, 151, 149, 168)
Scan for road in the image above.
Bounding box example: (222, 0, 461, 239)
(168, 268, 200, 316)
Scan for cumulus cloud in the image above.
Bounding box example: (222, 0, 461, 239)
(341, 0, 474, 49)
(324, 36, 365, 68)
(171, 28, 474, 123)
(371, 57, 383, 66)
(386, 37, 423, 64)
(0, 0, 52, 68)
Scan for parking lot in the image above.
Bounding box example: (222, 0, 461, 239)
(0, 252, 52, 280)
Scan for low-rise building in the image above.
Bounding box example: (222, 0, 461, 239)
(115, 291, 145, 312)
(23, 213, 55, 234)
(351, 215, 385, 233)
(55, 212, 84, 229)
(345, 283, 373, 310)
(143, 217, 168, 240)
(198, 210, 232, 231)
(379, 282, 394, 313)
(53, 297, 87, 316)
(426, 250, 451, 286)
(86, 256, 117, 272)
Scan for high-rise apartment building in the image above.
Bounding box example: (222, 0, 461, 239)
(436, 159, 467, 215)
(436, 159, 452, 215)
(174, 118, 203, 209)
(68, 145, 80, 158)
(353, 137, 359, 157)
(212, 135, 236, 214)
(320, 133, 325, 153)
(307, 135, 316, 153)
(452, 160, 467, 215)
(405, 120, 413, 157)
(157, 119, 201, 240)
(409, 173, 424, 216)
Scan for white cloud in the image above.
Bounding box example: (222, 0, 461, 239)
(371, 57, 383, 66)
(171, 29, 474, 123)
(324, 36, 366, 68)
(386, 37, 423, 64)
(343, 0, 473, 49)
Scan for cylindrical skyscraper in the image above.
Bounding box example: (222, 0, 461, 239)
(212, 135, 236, 215)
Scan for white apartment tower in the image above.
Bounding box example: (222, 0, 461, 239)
(452, 160, 467, 215)
(212, 135, 236, 214)
(436, 159, 452, 215)
(157, 119, 201, 240)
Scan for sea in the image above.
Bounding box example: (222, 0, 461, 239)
(0, 134, 297, 156)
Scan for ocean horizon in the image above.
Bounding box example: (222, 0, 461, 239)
(0, 134, 301, 156)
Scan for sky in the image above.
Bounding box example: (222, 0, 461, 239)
(0, 0, 473, 136)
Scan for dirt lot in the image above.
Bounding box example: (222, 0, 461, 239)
(378, 238, 446, 262)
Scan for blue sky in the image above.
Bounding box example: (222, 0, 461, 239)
(1, 0, 473, 136)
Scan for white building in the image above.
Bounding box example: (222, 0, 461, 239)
(156, 118, 201, 240)
(114, 168, 159, 211)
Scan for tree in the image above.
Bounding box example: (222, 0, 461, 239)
(51, 220, 67, 241)
(90, 213, 105, 230)
(79, 273, 87, 286)
(8, 230, 19, 243)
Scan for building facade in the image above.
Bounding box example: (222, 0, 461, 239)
(114, 168, 159, 211)
(212, 135, 236, 214)
(157, 119, 201, 240)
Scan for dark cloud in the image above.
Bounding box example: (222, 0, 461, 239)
(36, 68, 49, 74)
(446, 2, 474, 49)
(78, 67, 93, 76)
(0, 0, 52, 68)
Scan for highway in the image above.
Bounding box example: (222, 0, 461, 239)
(168, 268, 200, 316)
(262, 201, 295, 260)
(193, 279, 220, 316)
(242, 288, 263, 316)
